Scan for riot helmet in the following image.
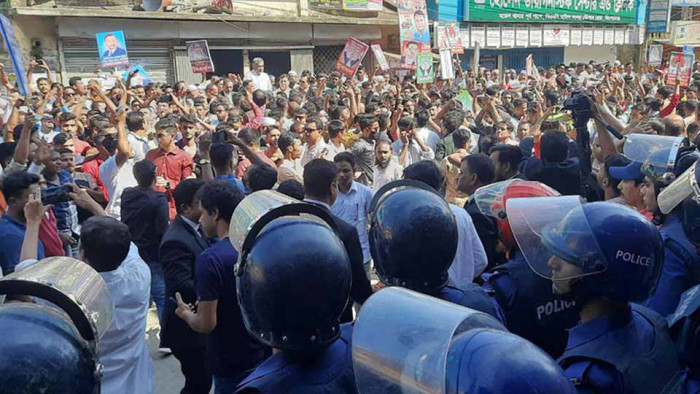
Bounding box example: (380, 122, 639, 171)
(0, 257, 114, 393)
(444, 329, 576, 394)
(353, 287, 506, 394)
(232, 190, 351, 352)
(473, 180, 559, 248)
(626, 133, 683, 185)
(510, 198, 663, 301)
(368, 180, 458, 292)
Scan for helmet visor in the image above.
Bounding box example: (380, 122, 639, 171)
(473, 179, 515, 219)
(353, 287, 506, 394)
(508, 196, 606, 280)
(658, 161, 700, 214)
(624, 134, 682, 171)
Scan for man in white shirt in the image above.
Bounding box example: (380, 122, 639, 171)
(80, 216, 154, 394)
(125, 111, 155, 162)
(391, 117, 434, 167)
(243, 57, 273, 92)
(277, 133, 304, 183)
(414, 109, 441, 150)
(100, 111, 137, 220)
(300, 116, 327, 166)
(373, 140, 402, 192)
(324, 119, 346, 162)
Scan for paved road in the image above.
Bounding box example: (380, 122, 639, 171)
(145, 307, 187, 394)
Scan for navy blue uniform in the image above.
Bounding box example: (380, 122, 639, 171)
(482, 251, 579, 358)
(559, 304, 682, 394)
(235, 324, 357, 394)
(434, 284, 506, 324)
(646, 215, 700, 317)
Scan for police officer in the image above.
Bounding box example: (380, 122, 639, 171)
(232, 191, 357, 394)
(368, 179, 504, 321)
(353, 287, 576, 394)
(638, 150, 700, 316)
(0, 257, 114, 393)
(516, 198, 683, 392)
(475, 180, 579, 358)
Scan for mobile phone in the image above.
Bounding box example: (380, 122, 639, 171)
(41, 185, 72, 205)
(75, 179, 90, 189)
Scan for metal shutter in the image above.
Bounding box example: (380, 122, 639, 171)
(502, 47, 565, 72)
(61, 38, 174, 84)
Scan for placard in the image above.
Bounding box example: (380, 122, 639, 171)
(440, 49, 454, 80)
(96, 30, 129, 68)
(529, 27, 543, 47)
(399, 0, 430, 62)
(515, 26, 529, 47)
(501, 26, 515, 47)
(570, 28, 582, 46)
(371, 44, 390, 71)
(186, 40, 215, 73)
(122, 65, 153, 86)
(434, 22, 463, 54)
(486, 26, 500, 48)
(543, 25, 570, 46)
(582, 28, 594, 45)
(416, 53, 434, 83)
(648, 44, 663, 66)
(335, 37, 369, 77)
(668, 52, 694, 87)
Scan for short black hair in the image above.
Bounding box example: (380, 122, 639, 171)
(210, 143, 235, 170)
(1, 171, 40, 201)
(133, 159, 157, 188)
(0, 142, 16, 168)
(126, 111, 145, 132)
(59, 112, 76, 124)
(452, 127, 471, 149)
(173, 179, 205, 214)
(252, 90, 267, 107)
(463, 153, 495, 185)
(80, 216, 131, 272)
(403, 160, 445, 192)
(246, 164, 277, 192)
(540, 131, 569, 163)
(443, 112, 465, 134)
(155, 118, 177, 134)
(199, 181, 244, 224)
(68, 76, 82, 87)
(489, 144, 523, 170)
(415, 109, 430, 127)
(397, 116, 415, 130)
(277, 179, 305, 200)
(359, 117, 377, 130)
(238, 127, 260, 147)
(53, 133, 71, 146)
(334, 151, 356, 169)
(304, 159, 338, 199)
(278, 132, 296, 153)
(327, 120, 346, 139)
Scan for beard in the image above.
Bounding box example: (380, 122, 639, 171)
(375, 159, 389, 169)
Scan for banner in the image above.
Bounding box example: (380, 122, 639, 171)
(310, 0, 342, 9)
(648, 44, 664, 66)
(344, 0, 382, 11)
(186, 40, 215, 73)
(466, 0, 636, 24)
(434, 22, 464, 54)
(210, 0, 233, 13)
(122, 65, 153, 86)
(671, 21, 700, 46)
(416, 53, 434, 84)
(668, 52, 694, 88)
(371, 44, 390, 71)
(439, 49, 454, 80)
(96, 30, 129, 68)
(398, 0, 430, 68)
(335, 37, 369, 78)
(0, 16, 30, 96)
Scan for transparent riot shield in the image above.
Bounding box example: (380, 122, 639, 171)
(624, 134, 682, 172)
(658, 160, 700, 214)
(352, 287, 506, 394)
(0, 257, 113, 351)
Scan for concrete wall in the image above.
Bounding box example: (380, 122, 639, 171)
(564, 45, 617, 65)
(0, 15, 60, 80)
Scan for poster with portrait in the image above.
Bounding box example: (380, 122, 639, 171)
(648, 44, 663, 66)
(371, 44, 390, 71)
(96, 30, 129, 68)
(186, 40, 215, 73)
(398, 0, 430, 66)
(335, 37, 369, 78)
(121, 65, 153, 86)
(667, 52, 694, 88)
(210, 0, 233, 13)
(415, 53, 434, 83)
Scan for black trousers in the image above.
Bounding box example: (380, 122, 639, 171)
(172, 346, 213, 394)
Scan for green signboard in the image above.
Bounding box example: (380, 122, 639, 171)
(466, 0, 636, 24)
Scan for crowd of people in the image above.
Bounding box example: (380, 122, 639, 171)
(1, 53, 700, 393)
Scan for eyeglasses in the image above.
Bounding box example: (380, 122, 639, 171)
(304, 128, 317, 133)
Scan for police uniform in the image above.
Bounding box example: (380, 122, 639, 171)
(560, 304, 681, 393)
(235, 324, 356, 394)
(435, 283, 506, 324)
(483, 251, 579, 358)
(646, 214, 700, 316)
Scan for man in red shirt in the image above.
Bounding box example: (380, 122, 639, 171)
(146, 118, 194, 220)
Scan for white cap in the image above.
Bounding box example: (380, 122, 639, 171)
(288, 70, 298, 77)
